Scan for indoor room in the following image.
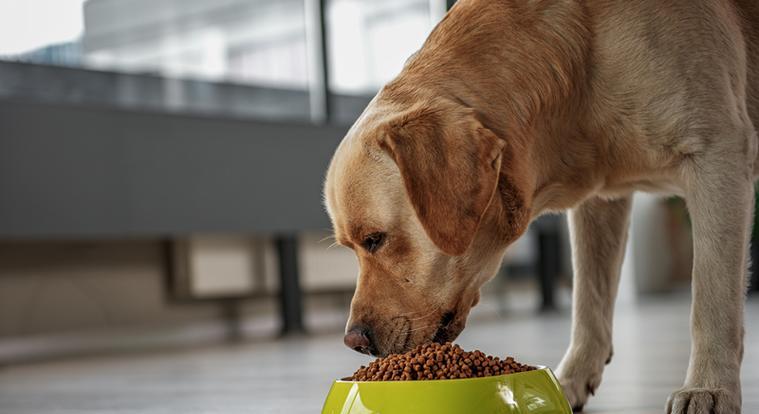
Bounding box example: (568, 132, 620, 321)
(0, 1, 757, 413)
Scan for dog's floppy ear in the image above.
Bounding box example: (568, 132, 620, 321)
(379, 105, 505, 256)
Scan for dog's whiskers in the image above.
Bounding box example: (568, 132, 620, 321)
(403, 323, 439, 334)
(394, 309, 427, 317)
(407, 306, 441, 322)
(318, 234, 336, 243)
(396, 304, 442, 318)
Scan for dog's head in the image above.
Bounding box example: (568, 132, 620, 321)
(324, 96, 531, 356)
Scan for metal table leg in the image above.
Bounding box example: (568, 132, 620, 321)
(751, 241, 759, 293)
(536, 217, 562, 312)
(275, 235, 305, 335)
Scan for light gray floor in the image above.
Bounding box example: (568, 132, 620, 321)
(0, 295, 757, 413)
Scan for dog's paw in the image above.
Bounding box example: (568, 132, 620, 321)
(556, 368, 602, 412)
(666, 387, 740, 414)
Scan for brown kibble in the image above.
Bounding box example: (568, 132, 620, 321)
(348, 342, 535, 381)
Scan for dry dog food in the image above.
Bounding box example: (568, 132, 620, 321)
(348, 342, 536, 381)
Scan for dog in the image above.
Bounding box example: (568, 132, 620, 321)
(323, 0, 758, 412)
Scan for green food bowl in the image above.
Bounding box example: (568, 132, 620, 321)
(321, 367, 571, 414)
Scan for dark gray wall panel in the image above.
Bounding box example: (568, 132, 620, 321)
(0, 99, 347, 238)
(0, 61, 372, 124)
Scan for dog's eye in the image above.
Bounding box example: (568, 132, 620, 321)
(361, 232, 386, 253)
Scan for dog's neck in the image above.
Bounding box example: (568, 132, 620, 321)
(384, 0, 595, 217)
(404, 0, 590, 128)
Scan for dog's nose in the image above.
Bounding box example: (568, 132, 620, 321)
(344, 326, 375, 355)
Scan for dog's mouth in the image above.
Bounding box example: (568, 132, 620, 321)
(431, 311, 458, 344)
(382, 316, 411, 356)
(375, 311, 460, 356)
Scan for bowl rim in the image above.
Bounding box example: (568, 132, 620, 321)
(335, 365, 549, 384)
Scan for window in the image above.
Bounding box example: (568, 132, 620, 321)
(1, 0, 310, 89)
(327, 0, 437, 95)
(0, 0, 446, 121)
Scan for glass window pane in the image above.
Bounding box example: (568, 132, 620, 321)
(82, 0, 309, 89)
(0, 0, 86, 61)
(0, 0, 313, 120)
(0, 0, 310, 89)
(327, 0, 436, 95)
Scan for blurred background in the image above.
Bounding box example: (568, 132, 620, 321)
(0, 1, 756, 413)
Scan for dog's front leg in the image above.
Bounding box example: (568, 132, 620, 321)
(666, 162, 750, 414)
(556, 195, 632, 412)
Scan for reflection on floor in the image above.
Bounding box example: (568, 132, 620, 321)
(0, 295, 757, 413)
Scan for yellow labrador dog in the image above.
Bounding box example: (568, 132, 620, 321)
(324, 0, 758, 412)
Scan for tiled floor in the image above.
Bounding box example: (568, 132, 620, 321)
(0, 295, 757, 413)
